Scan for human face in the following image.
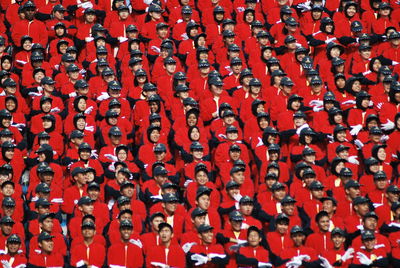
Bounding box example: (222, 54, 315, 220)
(322, 200, 336, 214)
(346, 6, 356, 17)
(187, 114, 197, 127)
(232, 171, 245, 184)
(276, 222, 288, 234)
(195, 171, 208, 185)
(282, 203, 295, 215)
(40, 217, 54, 232)
(240, 203, 253, 216)
(150, 130, 160, 143)
(196, 194, 210, 210)
(377, 148, 386, 161)
(200, 230, 214, 244)
(227, 132, 238, 141)
(292, 233, 305, 247)
(273, 189, 286, 201)
(332, 234, 345, 249)
(163, 201, 178, 214)
(230, 220, 242, 231)
(258, 118, 269, 129)
(190, 128, 200, 141)
(1, 59, 11, 71)
(80, 203, 94, 215)
(375, 178, 387, 190)
(6, 242, 20, 254)
(120, 227, 133, 240)
(159, 227, 173, 244)
(23, 40, 32, 51)
(318, 216, 330, 232)
(82, 227, 95, 239)
(211, 85, 223, 96)
(192, 149, 203, 160)
(363, 239, 376, 251)
(355, 203, 369, 216)
(154, 175, 167, 186)
(39, 239, 54, 253)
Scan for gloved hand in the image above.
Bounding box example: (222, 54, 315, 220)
(150, 262, 168, 268)
(97, 92, 110, 101)
(104, 154, 118, 161)
(233, 193, 242, 202)
(129, 238, 143, 248)
(286, 259, 302, 268)
(393, 60, 400, 65)
(80, 1, 93, 9)
(184, 179, 193, 188)
(354, 139, 364, 150)
(11, 123, 25, 131)
(180, 33, 189, 40)
(296, 123, 309, 135)
(118, 37, 128, 43)
(237, 239, 248, 245)
(313, 106, 324, 112)
(182, 242, 197, 253)
(28, 92, 42, 97)
(208, 253, 227, 259)
(347, 156, 359, 165)
(241, 223, 250, 229)
(369, 100, 374, 107)
(356, 224, 364, 230)
(85, 125, 94, 132)
(50, 107, 60, 113)
(143, 0, 153, 4)
(380, 135, 389, 142)
(297, 2, 312, 12)
(350, 124, 363, 136)
(1, 260, 11, 268)
(85, 36, 94, 42)
(258, 262, 272, 267)
(342, 100, 356, 105)
(150, 195, 163, 201)
(150, 45, 161, 54)
(309, 100, 323, 106)
(326, 135, 334, 142)
(37, 86, 43, 92)
(319, 255, 332, 268)
(381, 120, 395, 131)
(69, 92, 77, 98)
(91, 150, 98, 158)
(191, 254, 208, 266)
(84, 106, 94, 114)
(293, 255, 310, 262)
(356, 252, 372, 266)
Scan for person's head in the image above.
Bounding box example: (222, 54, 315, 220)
(38, 232, 54, 254)
(23, 1, 36, 20)
(271, 182, 287, 201)
(345, 180, 361, 199)
(275, 213, 290, 234)
(197, 224, 214, 245)
(247, 226, 262, 247)
(321, 197, 337, 215)
(158, 222, 174, 244)
(161, 193, 179, 215)
(81, 220, 96, 239)
(191, 207, 207, 227)
(230, 165, 245, 185)
(290, 226, 306, 247)
(315, 211, 330, 232)
(77, 196, 94, 216)
(361, 230, 376, 251)
(6, 234, 21, 255)
(39, 213, 55, 233)
(373, 171, 388, 190)
(331, 228, 346, 250)
(195, 186, 212, 210)
(119, 219, 133, 241)
(149, 212, 165, 232)
(239, 196, 254, 216)
(281, 195, 296, 216)
(353, 196, 370, 216)
(194, 163, 209, 185)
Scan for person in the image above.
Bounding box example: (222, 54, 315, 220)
(28, 232, 64, 267)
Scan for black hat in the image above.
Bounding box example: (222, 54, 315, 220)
(280, 77, 294, 86)
(388, 31, 400, 40)
(117, 196, 131, 206)
(358, 44, 372, 51)
(81, 220, 96, 229)
(148, 3, 163, 12)
(153, 166, 168, 176)
(310, 76, 323, 86)
(39, 212, 55, 222)
(35, 183, 51, 194)
(290, 225, 304, 235)
(351, 20, 363, 32)
(280, 195, 297, 204)
(0, 216, 14, 225)
(154, 143, 167, 153)
(302, 168, 316, 177)
(339, 167, 353, 177)
(256, 30, 269, 39)
(265, 172, 278, 181)
(222, 30, 235, 38)
(119, 219, 134, 229)
(162, 193, 179, 203)
(71, 130, 85, 139)
(284, 35, 297, 44)
(332, 57, 345, 66)
(364, 211, 379, 220)
(285, 17, 298, 26)
(271, 182, 286, 191)
(182, 97, 197, 106)
(66, 63, 79, 72)
(190, 141, 204, 151)
(197, 224, 214, 233)
(331, 227, 345, 237)
(35, 144, 53, 154)
(276, 213, 290, 223)
(320, 196, 337, 206)
(74, 79, 88, 89)
(229, 210, 244, 221)
(345, 180, 361, 189)
(126, 24, 138, 32)
(24, 1, 36, 9)
(302, 147, 316, 156)
(369, 126, 383, 135)
(109, 126, 122, 136)
(87, 181, 100, 191)
(35, 198, 51, 208)
(1, 141, 15, 150)
(102, 67, 114, 76)
(84, 8, 96, 14)
(361, 230, 375, 241)
(52, 4, 65, 12)
(78, 196, 93, 206)
(191, 207, 207, 219)
(230, 57, 242, 66)
(373, 171, 387, 180)
(38, 232, 54, 242)
(353, 196, 369, 205)
(387, 185, 400, 194)
(181, 5, 192, 14)
(225, 180, 240, 190)
(226, 125, 238, 134)
(213, 6, 224, 13)
(108, 81, 122, 91)
(309, 181, 324, 190)
(7, 234, 21, 244)
(239, 195, 254, 204)
(280, 5, 293, 14)
(301, 56, 314, 70)
(391, 201, 400, 211)
(230, 165, 245, 175)
(41, 76, 55, 85)
(249, 78, 262, 87)
(143, 83, 157, 92)
(196, 186, 212, 199)
(71, 166, 86, 177)
(2, 197, 15, 208)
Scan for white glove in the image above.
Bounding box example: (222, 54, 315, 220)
(50, 107, 60, 113)
(381, 120, 395, 131)
(97, 92, 110, 101)
(297, 2, 312, 12)
(191, 254, 208, 266)
(180, 33, 189, 40)
(208, 253, 227, 259)
(342, 100, 356, 105)
(28, 92, 42, 97)
(241, 223, 250, 229)
(319, 255, 332, 268)
(393, 61, 399, 65)
(91, 149, 98, 158)
(85, 125, 94, 132)
(143, 0, 152, 4)
(293, 255, 311, 262)
(104, 153, 118, 161)
(129, 238, 143, 248)
(118, 37, 128, 43)
(369, 100, 374, 107)
(69, 92, 77, 98)
(150, 262, 168, 268)
(229, 243, 243, 252)
(1, 260, 11, 268)
(296, 123, 309, 135)
(237, 239, 248, 245)
(286, 259, 302, 268)
(354, 139, 364, 150)
(356, 252, 372, 266)
(341, 248, 354, 262)
(11, 123, 26, 130)
(182, 242, 197, 253)
(313, 106, 324, 112)
(85, 36, 94, 42)
(350, 125, 363, 136)
(80, 1, 93, 9)
(84, 106, 94, 114)
(377, 102, 383, 109)
(183, 179, 193, 188)
(356, 224, 364, 231)
(258, 262, 272, 268)
(380, 135, 389, 142)
(327, 135, 334, 142)
(348, 155, 359, 165)
(37, 86, 43, 92)
(233, 193, 242, 202)
(150, 195, 163, 200)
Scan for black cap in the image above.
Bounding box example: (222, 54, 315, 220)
(331, 227, 345, 237)
(117, 196, 131, 206)
(0, 216, 14, 225)
(353, 196, 369, 205)
(35, 144, 53, 154)
(225, 180, 240, 190)
(345, 180, 361, 189)
(285, 17, 298, 26)
(332, 57, 345, 66)
(108, 81, 122, 91)
(351, 20, 363, 32)
(290, 225, 304, 235)
(391, 201, 400, 211)
(154, 143, 167, 153)
(161, 182, 178, 190)
(35, 198, 51, 208)
(38, 232, 54, 242)
(280, 195, 297, 204)
(190, 141, 204, 151)
(196, 186, 212, 199)
(2, 197, 15, 207)
(361, 230, 375, 241)
(276, 213, 290, 223)
(39, 212, 55, 222)
(191, 207, 207, 219)
(271, 182, 286, 191)
(7, 234, 21, 244)
(364, 211, 378, 220)
(181, 5, 192, 14)
(35, 183, 51, 194)
(71, 166, 86, 177)
(339, 167, 353, 177)
(87, 181, 100, 191)
(387, 185, 400, 194)
(119, 219, 133, 229)
(239, 195, 254, 204)
(81, 220, 96, 229)
(197, 224, 214, 233)
(41, 76, 55, 85)
(153, 166, 168, 176)
(229, 210, 244, 221)
(162, 193, 179, 203)
(71, 130, 85, 139)
(280, 77, 294, 86)
(302, 147, 316, 156)
(320, 196, 337, 206)
(373, 171, 387, 180)
(309, 181, 324, 190)
(77, 196, 93, 206)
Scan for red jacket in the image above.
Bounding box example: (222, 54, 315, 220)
(70, 241, 106, 268)
(146, 244, 186, 268)
(107, 240, 144, 268)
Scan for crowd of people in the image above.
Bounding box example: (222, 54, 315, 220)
(0, 0, 399, 267)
